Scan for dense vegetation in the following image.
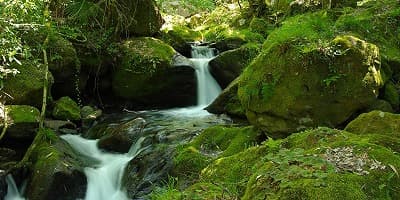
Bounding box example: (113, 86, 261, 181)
(0, 0, 399, 199)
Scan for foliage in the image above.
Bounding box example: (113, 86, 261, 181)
(0, 0, 50, 88)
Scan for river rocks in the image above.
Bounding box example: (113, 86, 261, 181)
(97, 117, 146, 153)
(112, 37, 196, 108)
(123, 147, 174, 198)
(209, 44, 260, 88)
(238, 33, 383, 137)
(1, 105, 40, 140)
(24, 129, 87, 200)
(52, 97, 81, 121)
(206, 78, 245, 117)
(1, 62, 53, 108)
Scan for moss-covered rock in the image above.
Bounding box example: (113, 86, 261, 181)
(173, 125, 261, 183)
(2, 61, 53, 108)
(52, 97, 81, 121)
(206, 78, 246, 117)
(242, 127, 400, 200)
(335, 0, 400, 71)
(382, 81, 400, 111)
(209, 43, 261, 88)
(238, 13, 383, 137)
(159, 25, 201, 57)
(112, 37, 196, 108)
(1, 105, 40, 140)
(344, 111, 400, 138)
(23, 129, 87, 200)
(47, 34, 81, 99)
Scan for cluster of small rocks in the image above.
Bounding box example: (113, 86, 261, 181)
(324, 146, 386, 175)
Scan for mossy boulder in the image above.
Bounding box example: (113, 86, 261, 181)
(47, 34, 81, 99)
(173, 125, 260, 183)
(344, 111, 400, 138)
(206, 78, 246, 118)
(159, 26, 201, 57)
(52, 97, 81, 121)
(1, 105, 40, 140)
(335, 0, 400, 72)
(24, 129, 87, 200)
(209, 44, 261, 88)
(172, 127, 399, 199)
(1, 61, 53, 108)
(382, 81, 400, 111)
(239, 32, 383, 137)
(112, 37, 196, 108)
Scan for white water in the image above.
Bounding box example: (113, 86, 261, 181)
(190, 45, 222, 107)
(4, 45, 223, 200)
(4, 175, 25, 200)
(60, 135, 147, 200)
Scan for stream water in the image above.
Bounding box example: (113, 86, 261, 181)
(5, 44, 225, 200)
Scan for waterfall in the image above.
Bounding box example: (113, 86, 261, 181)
(4, 175, 25, 200)
(190, 45, 222, 106)
(60, 135, 147, 200)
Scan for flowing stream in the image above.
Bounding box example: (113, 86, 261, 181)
(5, 44, 224, 200)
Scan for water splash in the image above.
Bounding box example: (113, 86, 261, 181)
(61, 134, 147, 200)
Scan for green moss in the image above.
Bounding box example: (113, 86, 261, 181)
(173, 126, 260, 183)
(173, 145, 211, 182)
(2, 61, 54, 108)
(335, 0, 400, 63)
(344, 111, 400, 138)
(52, 96, 81, 121)
(382, 82, 400, 110)
(112, 37, 178, 100)
(5, 105, 40, 124)
(167, 25, 202, 42)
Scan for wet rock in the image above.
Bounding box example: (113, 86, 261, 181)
(98, 118, 146, 153)
(1, 105, 40, 140)
(81, 106, 102, 130)
(52, 97, 81, 121)
(44, 120, 77, 131)
(24, 129, 87, 200)
(123, 147, 174, 198)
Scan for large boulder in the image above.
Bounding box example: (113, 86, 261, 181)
(24, 129, 87, 200)
(238, 35, 383, 137)
(209, 44, 260, 88)
(1, 61, 53, 108)
(0, 105, 40, 140)
(112, 37, 196, 108)
(47, 35, 81, 99)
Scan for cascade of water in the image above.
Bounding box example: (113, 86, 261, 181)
(4, 175, 25, 200)
(60, 135, 147, 200)
(190, 45, 222, 107)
